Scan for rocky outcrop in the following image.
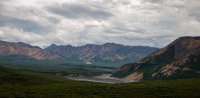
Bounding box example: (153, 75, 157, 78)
(123, 72, 143, 81)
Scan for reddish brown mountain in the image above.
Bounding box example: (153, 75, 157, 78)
(112, 36, 200, 80)
(0, 41, 61, 60)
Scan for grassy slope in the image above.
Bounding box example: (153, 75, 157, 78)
(0, 55, 117, 77)
(0, 66, 200, 98)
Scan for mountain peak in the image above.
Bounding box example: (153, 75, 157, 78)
(170, 36, 200, 45)
(178, 36, 200, 39)
(103, 42, 121, 46)
(16, 42, 41, 49)
(45, 44, 58, 50)
(50, 44, 57, 46)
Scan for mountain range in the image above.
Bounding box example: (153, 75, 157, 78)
(45, 43, 158, 64)
(0, 40, 158, 64)
(112, 36, 200, 80)
(1, 36, 200, 81)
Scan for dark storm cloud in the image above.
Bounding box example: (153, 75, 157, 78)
(0, 15, 49, 33)
(47, 3, 113, 20)
(144, 0, 165, 4)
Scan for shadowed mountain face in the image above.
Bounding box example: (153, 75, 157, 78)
(46, 43, 158, 64)
(0, 41, 61, 60)
(112, 37, 200, 80)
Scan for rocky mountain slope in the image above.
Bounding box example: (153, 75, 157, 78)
(112, 36, 200, 80)
(0, 41, 61, 60)
(46, 43, 158, 64)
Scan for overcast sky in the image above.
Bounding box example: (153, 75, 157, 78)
(0, 0, 199, 48)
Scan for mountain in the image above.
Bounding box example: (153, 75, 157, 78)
(0, 41, 61, 60)
(112, 36, 200, 80)
(46, 43, 158, 64)
(45, 44, 58, 50)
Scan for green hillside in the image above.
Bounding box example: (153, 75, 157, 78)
(0, 66, 200, 98)
(0, 55, 116, 77)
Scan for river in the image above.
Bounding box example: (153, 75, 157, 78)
(64, 74, 139, 84)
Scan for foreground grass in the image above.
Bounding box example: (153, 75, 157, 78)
(0, 66, 200, 98)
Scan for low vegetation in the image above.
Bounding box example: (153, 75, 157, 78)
(0, 66, 200, 98)
(0, 55, 116, 77)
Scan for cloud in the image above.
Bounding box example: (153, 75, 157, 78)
(0, 0, 199, 48)
(0, 15, 50, 33)
(48, 3, 113, 20)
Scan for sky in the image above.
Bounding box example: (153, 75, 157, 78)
(0, 0, 199, 48)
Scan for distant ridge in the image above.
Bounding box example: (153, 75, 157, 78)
(45, 42, 158, 64)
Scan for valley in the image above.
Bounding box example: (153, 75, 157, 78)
(65, 74, 124, 84)
(0, 40, 158, 82)
(1, 0, 200, 97)
(0, 54, 116, 77)
(65, 74, 138, 84)
(0, 37, 200, 97)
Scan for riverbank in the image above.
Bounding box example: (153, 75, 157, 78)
(64, 74, 139, 84)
